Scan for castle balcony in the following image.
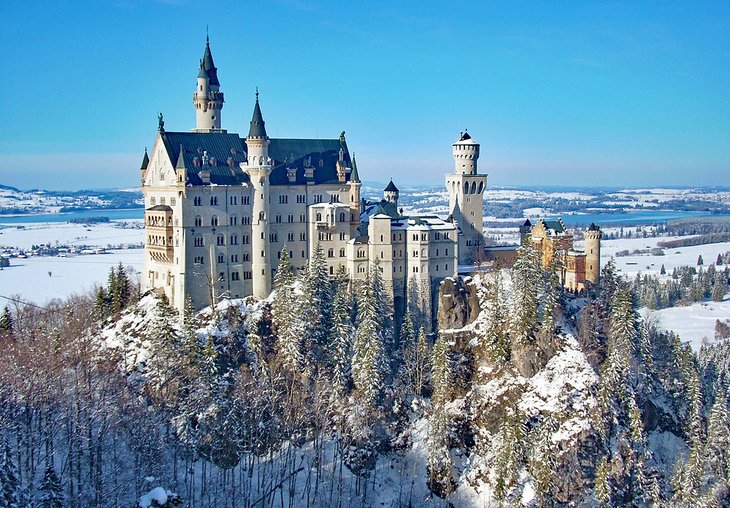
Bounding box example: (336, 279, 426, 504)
(145, 205, 175, 263)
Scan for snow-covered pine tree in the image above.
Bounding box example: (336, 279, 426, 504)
(0, 307, 12, 334)
(510, 240, 541, 344)
(594, 454, 611, 505)
(0, 441, 19, 508)
(427, 333, 454, 498)
(370, 258, 394, 363)
(712, 275, 727, 302)
(704, 390, 730, 482)
(482, 271, 510, 363)
(530, 413, 559, 505)
(300, 242, 334, 376)
(351, 268, 383, 410)
(272, 247, 304, 375)
(493, 407, 526, 501)
(38, 464, 63, 508)
(329, 281, 353, 394)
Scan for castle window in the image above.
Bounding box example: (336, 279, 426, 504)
(210, 197, 218, 206)
(380, 235, 383, 242)
(328, 249, 334, 258)
(194, 196, 202, 206)
(244, 271, 252, 280)
(230, 216, 237, 226)
(194, 237, 204, 247)
(230, 235, 238, 245)
(243, 235, 250, 244)
(243, 253, 250, 261)
(464, 183, 469, 194)
(231, 272, 240, 281)
(211, 216, 218, 226)
(194, 256, 204, 264)
(413, 250, 418, 257)
(231, 254, 238, 262)
(300, 232, 306, 241)
(380, 251, 384, 259)
(276, 215, 282, 223)
(436, 265, 439, 272)
(279, 195, 288, 204)
(302, 250, 305, 258)
(316, 213, 322, 222)
(194, 216, 202, 227)
(217, 235, 224, 246)
(445, 249, 448, 255)
(230, 196, 237, 205)
(288, 233, 294, 242)
(269, 233, 278, 242)
(339, 212, 345, 222)
(340, 248, 345, 257)
(243, 216, 250, 225)
(340, 232, 346, 241)
(261, 251, 265, 257)
(243, 196, 250, 205)
(413, 266, 418, 273)
(288, 214, 294, 223)
(445, 263, 449, 271)
(330, 266, 334, 275)
(478, 182, 484, 193)
(314, 194, 323, 204)
(436, 249, 439, 256)
(217, 254, 224, 263)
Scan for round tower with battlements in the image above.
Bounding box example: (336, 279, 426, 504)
(192, 36, 225, 132)
(584, 223, 602, 285)
(446, 131, 487, 264)
(243, 92, 272, 299)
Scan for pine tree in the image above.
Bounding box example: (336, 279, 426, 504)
(705, 391, 730, 481)
(427, 333, 454, 498)
(494, 408, 526, 501)
(717, 253, 723, 266)
(594, 454, 611, 505)
(300, 242, 333, 375)
(38, 464, 63, 508)
(711, 276, 727, 302)
(511, 241, 541, 344)
(272, 247, 303, 375)
(660, 264, 666, 275)
(530, 414, 559, 505)
(482, 271, 510, 362)
(0, 442, 19, 508)
(329, 281, 352, 394)
(351, 268, 383, 410)
(0, 307, 12, 333)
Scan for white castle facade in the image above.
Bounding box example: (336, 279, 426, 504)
(140, 39, 490, 319)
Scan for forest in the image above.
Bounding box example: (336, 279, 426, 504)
(0, 244, 729, 507)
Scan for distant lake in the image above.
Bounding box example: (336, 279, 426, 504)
(550, 210, 727, 226)
(0, 208, 144, 225)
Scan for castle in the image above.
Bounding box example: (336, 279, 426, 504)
(140, 38, 599, 319)
(518, 218, 602, 292)
(140, 39, 488, 320)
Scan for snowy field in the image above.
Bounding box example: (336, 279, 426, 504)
(0, 250, 143, 305)
(0, 220, 143, 250)
(0, 220, 144, 305)
(641, 298, 730, 352)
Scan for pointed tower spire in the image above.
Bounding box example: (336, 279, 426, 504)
(140, 148, 149, 170)
(350, 153, 360, 183)
(248, 89, 267, 139)
(175, 145, 186, 170)
(193, 35, 224, 132)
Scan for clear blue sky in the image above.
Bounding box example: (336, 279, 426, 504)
(1, 1, 728, 190)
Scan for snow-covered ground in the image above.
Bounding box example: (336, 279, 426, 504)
(0, 220, 143, 250)
(0, 250, 143, 305)
(641, 298, 730, 352)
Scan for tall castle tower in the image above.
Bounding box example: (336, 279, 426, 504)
(445, 131, 487, 264)
(584, 223, 602, 285)
(243, 92, 272, 299)
(192, 36, 225, 133)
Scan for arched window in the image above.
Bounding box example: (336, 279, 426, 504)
(211, 215, 218, 226)
(478, 181, 484, 194)
(194, 216, 202, 227)
(316, 213, 322, 222)
(471, 182, 477, 194)
(328, 248, 334, 258)
(463, 182, 469, 194)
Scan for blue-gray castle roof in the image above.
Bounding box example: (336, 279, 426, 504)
(159, 131, 353, 187)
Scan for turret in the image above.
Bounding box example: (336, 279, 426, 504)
(192, 35, 225, 132)
(140, 148, 149, 185)
(452, 130, 480, 175)
(445, 130, 487, 264)
(243, 92, 272, 299)
(349, 153, 362, 231)
(384, 179, 399, 207)
(584, 223, 602, 284)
